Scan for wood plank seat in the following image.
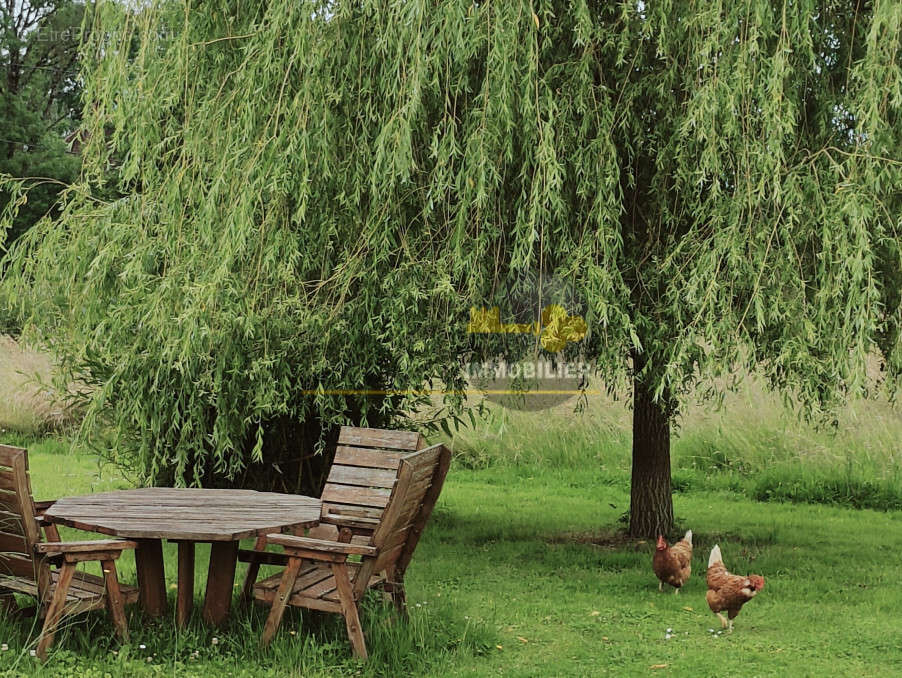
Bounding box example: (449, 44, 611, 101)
(252, 562, 387, 611)
(248, 442, 452, 659)
(240, 426, 425, 600)
(0, 570, 139, 611)
(0, 445, 137, 660)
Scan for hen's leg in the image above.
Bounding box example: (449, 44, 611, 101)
(673, 587, 680, 595)
(658, 582, 663, 592)
(716, 612, 728, 629)
(727, 619, 734, 633)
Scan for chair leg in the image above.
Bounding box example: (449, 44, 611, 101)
(260, 556, 302, 646)
(102, 559, 129, 642)
(241, 536, 267, 605)
(391, 579, 408, 619)
(0, 593, 18, 616)
(36, 562, 76, 661)
(43, 524, 61, 543)
(331, 562, 367, 660)
(384, 566, 408, 619)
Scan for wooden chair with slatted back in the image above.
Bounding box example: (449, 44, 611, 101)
(248, 443, 451, 659)
(0, 445, 139, 660)
(239, 426, 424, 602)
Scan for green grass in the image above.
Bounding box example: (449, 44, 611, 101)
(448, 382, 902, 511)
(0, 430, 900, 677)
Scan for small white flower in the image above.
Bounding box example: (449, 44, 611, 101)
(415, 603, 421, 608)
(139, 644, 146, 650)
(708, 628, 715, 633)
(146, 657, 152, 663)
(1, 644, 8, 651)
(29, 650, 36, 657)
(666, 628, 672, 633)
(211, 637, 219, 645)
(665, 634, 672, 640)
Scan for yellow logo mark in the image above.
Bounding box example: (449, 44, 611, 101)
(467, 304, 587, 352)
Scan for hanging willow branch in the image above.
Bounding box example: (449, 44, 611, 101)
(1, 0, 900, 489)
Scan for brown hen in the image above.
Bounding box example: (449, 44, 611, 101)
(652, 530, 692, 593)
(705, 544, 765, 632)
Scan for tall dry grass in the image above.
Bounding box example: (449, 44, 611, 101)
(446, 373, 902, 510)
(0, 335, 78, 433)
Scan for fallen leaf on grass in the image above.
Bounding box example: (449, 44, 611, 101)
(650, 664, 668, 670)
(590, 611, 600, 616)
(517, 637, 528, 643)
(682, 606, 693, 611)
(496, 645, 503, 650)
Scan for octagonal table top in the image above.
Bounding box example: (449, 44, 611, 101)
(44, 488, 322, 541)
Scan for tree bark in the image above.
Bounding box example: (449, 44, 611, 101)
(628, 376, 674, 538)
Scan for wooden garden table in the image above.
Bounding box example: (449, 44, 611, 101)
(44, 488, 321, 627)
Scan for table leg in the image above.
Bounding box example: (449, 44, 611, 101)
(202, 541, 239, 626)
(176, 541, 195, 628)
(135, 539, 168, 617)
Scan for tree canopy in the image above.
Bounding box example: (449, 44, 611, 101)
(0, 1, 87, 250)
(2, 1, 901, 533)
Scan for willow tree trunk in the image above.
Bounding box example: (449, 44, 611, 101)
(628, 377, 674, 538)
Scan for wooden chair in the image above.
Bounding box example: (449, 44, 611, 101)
(0, 445, 139, 660)
(239, 426, 425, 601)
(315, 426, 425, 536)
(247, 442, 451, 659)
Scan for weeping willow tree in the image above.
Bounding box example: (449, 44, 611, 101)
(2, 0, 901, 535)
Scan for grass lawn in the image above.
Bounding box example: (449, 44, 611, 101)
(0, 438, 899, 677)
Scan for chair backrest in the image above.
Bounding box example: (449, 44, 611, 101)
(0, 445, 49, 591)
(320, 426, 425, 523)
(370, 443, 451, 578)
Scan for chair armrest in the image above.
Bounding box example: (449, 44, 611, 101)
(35, 540, 137, 554)
(35, 540, 137, 562)
(266, 534, 377, 558)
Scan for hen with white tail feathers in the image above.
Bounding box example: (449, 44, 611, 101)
(652, 530, 693, 593)
(705, 544, 766, 632)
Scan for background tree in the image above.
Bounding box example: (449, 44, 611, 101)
(0, 1, 88, 249)
(2, 1, 901, 536)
